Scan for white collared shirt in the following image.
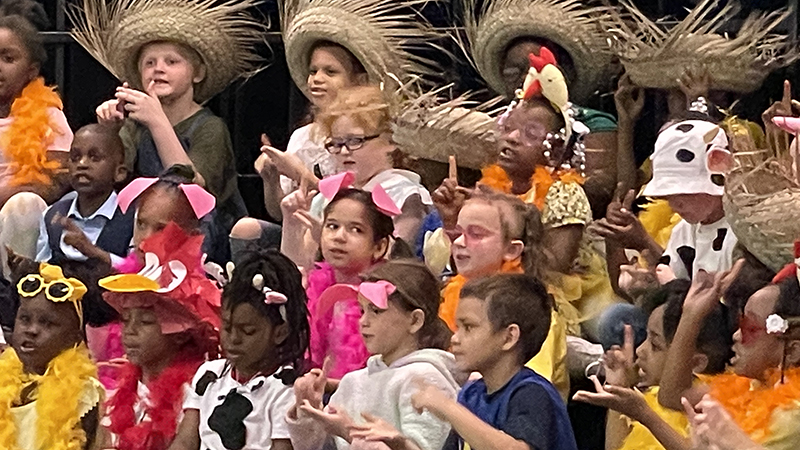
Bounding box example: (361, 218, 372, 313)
(35, 191, 126, 265)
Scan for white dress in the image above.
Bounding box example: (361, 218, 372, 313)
(280, 124, 340, 195)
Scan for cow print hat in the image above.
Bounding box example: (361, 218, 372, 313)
(643, 119, 733, 198)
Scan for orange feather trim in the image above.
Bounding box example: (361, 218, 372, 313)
(709, 367, 800, 442)
(0, 77, 64, 186)
(479, 164, 584, 210)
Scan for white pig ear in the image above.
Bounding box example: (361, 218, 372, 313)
(707, 147, 734, 174)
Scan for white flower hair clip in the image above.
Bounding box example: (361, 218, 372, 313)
(252, 274, 288, 322)
(767, 314, 790, 335)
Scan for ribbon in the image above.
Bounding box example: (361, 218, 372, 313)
(117, 177, 216, 219)
(318, 172, 402, 217)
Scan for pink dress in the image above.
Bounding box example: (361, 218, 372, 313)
(306, 262, 370, 379)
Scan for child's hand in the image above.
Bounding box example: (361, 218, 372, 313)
(115, 80, 169, 129)
(683, 260, 743, 320)
(614, 74, 645, 127)
(603, 324, 639, 388)
(683, 395, 761, 450)
(573, 375, 649, 421)
(432, 178, 470, 231)
(96, 99, 125, 124)
(300, 402, 355, 440)
(349, 413, 405, 448)
(410, 379, 449, 417)
(259, 135, 309, 182)
(293, 357, 331, 413)
(678, 66, 712, 103)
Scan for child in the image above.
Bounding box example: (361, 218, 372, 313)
(285, 181, 410, 379)
(0, 263, 102, 449)
(36, 123, 132, 266)
(0, 0, 73, 205)
(73, 0, 262, 259)
(169, 249, 309, 450)
(412, 274, 578, 450)
(659, 264, 800, 449)
(98, 222, 221, 449)
(115, 165, 216, 267)
(287, 260, 457, 450)
(435, 189, 573, 399)
(574, 279, 733, 450)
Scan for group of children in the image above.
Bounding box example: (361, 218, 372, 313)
(0, 0, 798, 449)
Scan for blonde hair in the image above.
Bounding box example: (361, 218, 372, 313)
(314, 85, 393, 140)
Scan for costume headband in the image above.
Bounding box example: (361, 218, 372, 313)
(318, 172, 402, 217)
(773, 116, 800, 135)
(316, 281, 397, 316)
(252, 273, 288, 322)
(117, 177, 216, 219)
(18, 263, 87, 328)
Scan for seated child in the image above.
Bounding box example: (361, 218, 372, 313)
(36, 123, 132, 266)
(412, 274, 578, 450)
(99, 222, 221, 449)
(168, 248, 307, 450)
(659, 264, 800, 449)
(574, 279, 732, 450)
(0, 263, 102, 449)
(284, 179, 412, 379)
(288, 260, 458, 450)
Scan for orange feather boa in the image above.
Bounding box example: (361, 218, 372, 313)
(709, 367, 800, 442)
(479, 164, 584, 210)
(0, 77, 64, 186)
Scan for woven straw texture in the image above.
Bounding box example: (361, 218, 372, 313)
(604, 0, 796, 93)
(464, 0, 613, 103)
(69, 0, 266, 103)
(281, 0, 439, 97)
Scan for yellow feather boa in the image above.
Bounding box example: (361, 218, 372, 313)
(0, 77, 64, 186)
(0, 345, 98, 450)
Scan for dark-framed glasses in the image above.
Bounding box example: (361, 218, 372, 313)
(324, 134, 381, 154)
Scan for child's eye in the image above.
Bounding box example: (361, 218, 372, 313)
(3, 56, 14, 64)
(325, 223, 338, 231)
(325, 69, 337, 76)
(350, 227, 362, 234)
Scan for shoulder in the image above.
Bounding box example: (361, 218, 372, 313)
(191, 359, 228, 387)
(45, 107, 73, 151)
(180, 108, 229, 137)
(369, 169, 433, 208)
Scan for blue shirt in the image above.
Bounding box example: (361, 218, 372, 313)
(451, 368, 578, 450)
(36, 191, 126, 265)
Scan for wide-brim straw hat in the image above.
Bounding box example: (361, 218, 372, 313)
(464, 0, 615, 104)
(69, 0, 266, 104)
(605, 0, 797, 93)
(392, 85, 502, 169)
(281, 0, 439, 98)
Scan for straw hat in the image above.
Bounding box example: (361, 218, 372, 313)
(605, 0, 797, 93)
(68, 0, 266, 104)
(464, 0, 614, 104)
(281, 0, 438, 97)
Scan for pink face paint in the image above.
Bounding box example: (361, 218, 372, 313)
(739, 313, 767, 346)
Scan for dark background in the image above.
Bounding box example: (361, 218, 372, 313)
(41, 0, 799, 220)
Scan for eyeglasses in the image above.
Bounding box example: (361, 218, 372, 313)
(324, 135, 381, 154)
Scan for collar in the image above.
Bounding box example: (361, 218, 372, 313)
(362, 169, 423, 191)
(67, 191, 118, 221)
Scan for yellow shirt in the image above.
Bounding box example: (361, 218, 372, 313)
(619, 387, 688, 450)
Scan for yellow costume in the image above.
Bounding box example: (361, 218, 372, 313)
(619, 387, 688, 450)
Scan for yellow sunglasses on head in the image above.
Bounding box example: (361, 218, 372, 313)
(17, 263, 87, 328)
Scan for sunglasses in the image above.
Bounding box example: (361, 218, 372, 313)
(324, 135, 380, 154)
(738, 313, 767, 346)
(17, 274, 84, 327)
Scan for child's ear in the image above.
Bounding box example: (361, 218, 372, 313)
(503, 239, 524, 262)
(501, 324, 521, 352)
(408, 309, 425, 335)
(272, 322, 290, 346)
(114, 165, 129, 184)
(784, 339, 800, 368)
(193, 64, 207, 85)
(354, 72, 368, 86)
(372, 237, 390, 261)
(690, 353, 709, 375)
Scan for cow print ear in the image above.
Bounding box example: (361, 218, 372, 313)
(676, 149, 696, 162)
(711, 174, 725, 186)
(676, 123, 694, 132)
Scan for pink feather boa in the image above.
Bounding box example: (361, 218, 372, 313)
(306, 262, 371, 379)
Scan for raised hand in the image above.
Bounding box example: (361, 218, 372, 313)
(260, 137, 310, 183)
(679, 66, 712, 103)
(615, 74, 645, 126)
(683, 395, 761, 450)
(603, 324, 639, 388)
(293, 357, 331, 414)
(573, 375, 649, 421)
(114, 80, 169, 128)
(410, 379, 450, 418)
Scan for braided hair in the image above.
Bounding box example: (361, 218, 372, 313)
(222, 249, 310, 381)
(0, 0, 48, 68)
(138, 164, 201, 228)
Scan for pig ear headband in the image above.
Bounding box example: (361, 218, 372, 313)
(316, 280, 398, 317)
(318, 172, 402, 217)
(252, 274, 288, 322)
(772, 116, 800, 135)
(117, 177, 216, 219)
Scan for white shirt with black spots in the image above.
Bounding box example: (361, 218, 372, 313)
(662, 216, 738, 281)
(183, 359, 294, 450)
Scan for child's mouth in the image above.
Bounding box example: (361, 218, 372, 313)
(18, 342, 36, 353)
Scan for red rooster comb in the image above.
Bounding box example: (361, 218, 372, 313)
(528, 47, 557, 72)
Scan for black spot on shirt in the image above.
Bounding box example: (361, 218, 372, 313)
(713, 228, 728, 251)
(676, 149, 696, 162)
(676, 246, 696, 278)
(711, 174, 725, 186)
(676, 123, 695, 133)
(196, 371, 218, 396)
(208, 389, 254, 450)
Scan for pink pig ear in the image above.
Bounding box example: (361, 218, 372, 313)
(707, 147, 734, 174)
(179, 184, 216, 218)
(772, 116, 800, 134)
(117, 178, 158, 213)
(371, 185, 402, 217)
(319, 172, 356, 200)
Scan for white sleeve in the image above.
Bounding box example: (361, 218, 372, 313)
(182, 363, 207, 411)
(35, 210, 51, 262)
(269, 385, 294, 439)
(395, 368, 456, 450)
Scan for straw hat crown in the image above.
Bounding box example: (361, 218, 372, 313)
(69, 0, 266, 103)
(463, 0, 614, 103)
(604, 0, 797, 93)
(280, 0, 439, 97)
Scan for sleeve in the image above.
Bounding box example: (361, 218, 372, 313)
(396, 366, 457, 450)
(118, 120, 139, 172)
(182, 363, 208, 411)
(285, 405, 330, 450)
(46, 108, 73, 152)
(281, 128, 304, 195)
(35, 210, 51, 262)
(541, 181, 592, 229)
(661, 221, 691, 281)
(503, 385, 560, 450)
(269, 385, 295, 440)
(186, 116, 236, 199)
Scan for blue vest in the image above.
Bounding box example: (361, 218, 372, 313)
(44, 196, 134, 264)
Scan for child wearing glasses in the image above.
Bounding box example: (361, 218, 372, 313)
(0, 263, 103, 449)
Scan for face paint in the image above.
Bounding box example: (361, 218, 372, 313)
(739, 313, 767, 346)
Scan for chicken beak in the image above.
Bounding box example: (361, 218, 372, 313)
(523, 79, 542, 100)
